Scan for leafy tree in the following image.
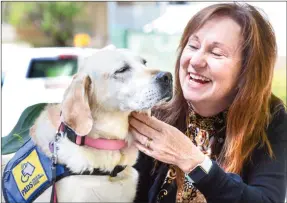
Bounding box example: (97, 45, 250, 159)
(6, 2, 85, 46)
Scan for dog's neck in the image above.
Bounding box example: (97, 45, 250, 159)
(90, 109, 131, 141)
(32, 104, 139, 174)
(56, 108, 137, 173)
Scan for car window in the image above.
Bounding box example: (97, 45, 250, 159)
(27, 58, 77, 78)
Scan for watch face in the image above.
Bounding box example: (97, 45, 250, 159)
(189, 165, 208, 183)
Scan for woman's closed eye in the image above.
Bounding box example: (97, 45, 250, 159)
(211, 51, 222, 57)
(211, 48, 225, 57)
(189, 45, 199, 50)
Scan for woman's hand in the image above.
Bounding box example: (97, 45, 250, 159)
(129, 112, 205, 173)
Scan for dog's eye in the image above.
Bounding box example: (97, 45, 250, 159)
(115, 64, 130, 74)
(142, 59, 147, 66)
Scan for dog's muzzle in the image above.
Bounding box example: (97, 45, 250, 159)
(154, 71, 173, 101)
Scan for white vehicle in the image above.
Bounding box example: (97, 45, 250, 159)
(2, 47, 98, 137)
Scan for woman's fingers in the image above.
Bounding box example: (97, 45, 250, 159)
(134, 140, 176, 165)
(131, 112, 165, 132)
(129, 117, 157, 139)
(129, 113, 204, 170)
(130, 126, 155, 150)
(134, 141, 153, 157)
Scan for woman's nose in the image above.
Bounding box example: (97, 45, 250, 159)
(189, 50, 207, 68)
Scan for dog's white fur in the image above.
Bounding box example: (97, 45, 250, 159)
(2, 46, 172, 202)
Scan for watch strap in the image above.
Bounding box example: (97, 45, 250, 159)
(185, 156, 212, 183)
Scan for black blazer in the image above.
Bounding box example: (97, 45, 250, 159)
(134, 104, 287, 203)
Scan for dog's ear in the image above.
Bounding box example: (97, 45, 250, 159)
(61, 73, 93, 135)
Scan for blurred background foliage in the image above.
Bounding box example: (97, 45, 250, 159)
(6, 2, 85, 47)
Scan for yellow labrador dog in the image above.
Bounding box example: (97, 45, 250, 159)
(2, 46, 172, 202)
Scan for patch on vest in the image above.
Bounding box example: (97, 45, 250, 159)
(12, 149, 48, 200)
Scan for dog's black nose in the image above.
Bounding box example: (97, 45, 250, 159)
(155, 72, 172, 84)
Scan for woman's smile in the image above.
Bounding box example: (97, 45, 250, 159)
(186, 72, 212, 89)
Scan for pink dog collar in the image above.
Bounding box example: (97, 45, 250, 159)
(76, 136, 127, 150)
(56, 122, 127, 150)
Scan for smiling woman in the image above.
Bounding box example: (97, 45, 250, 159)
(179, 15, 242, 117)
(131, 3, 287, 203)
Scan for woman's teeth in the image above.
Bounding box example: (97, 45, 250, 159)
(189, 73, 211, 83)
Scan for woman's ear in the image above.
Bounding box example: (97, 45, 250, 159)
(61, 73, 93, 136)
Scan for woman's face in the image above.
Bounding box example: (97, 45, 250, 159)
(179, 16, 243, 116)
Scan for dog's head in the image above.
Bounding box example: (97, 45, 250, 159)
(61, 46, 173, 136)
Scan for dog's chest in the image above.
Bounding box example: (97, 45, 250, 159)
(34, 167, 138, 202)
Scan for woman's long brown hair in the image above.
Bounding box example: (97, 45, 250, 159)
(152, 3, 279, 185)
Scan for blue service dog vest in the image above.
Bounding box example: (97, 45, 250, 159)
(2, 138, 70, 203)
